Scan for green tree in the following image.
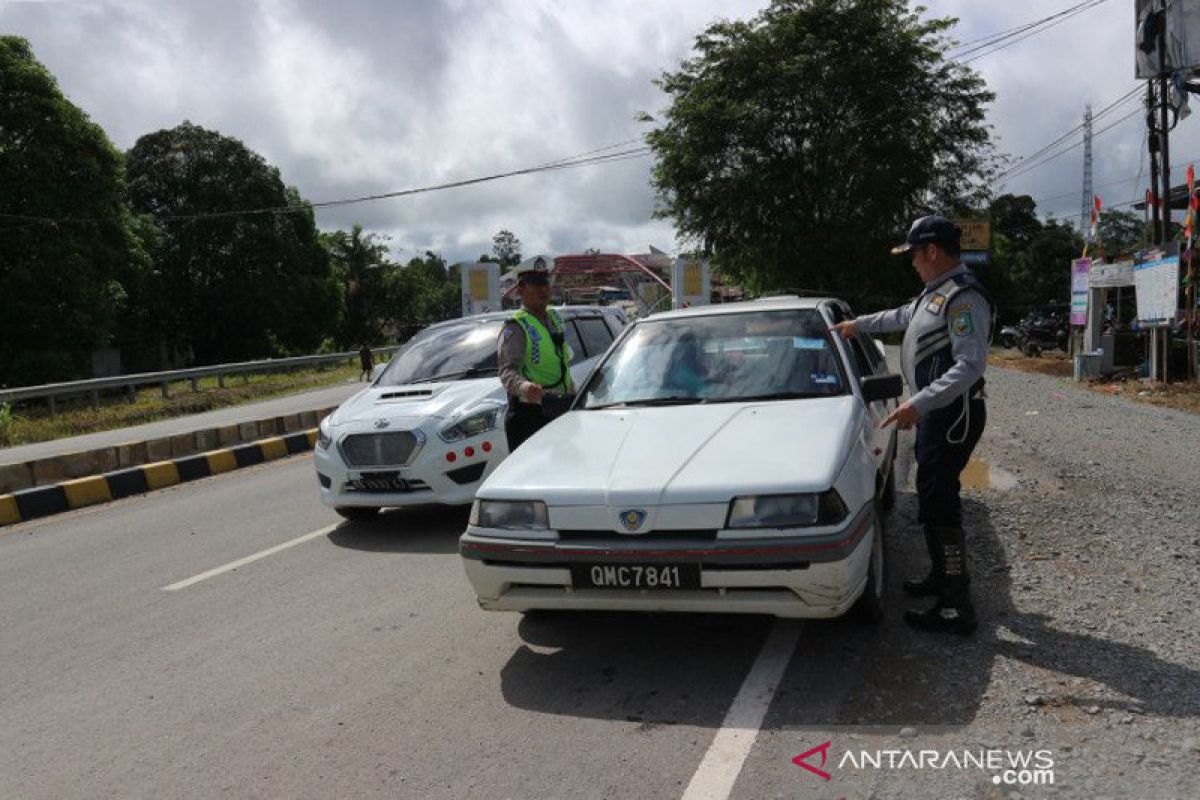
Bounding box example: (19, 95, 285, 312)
(322, 224, 392, 348)
(126, 122, 337, 364)
(646, 0, 997, 307)
(989, 194, 1041, 247)
(1097, 208, 1144, 257)
(491, 229, 522, 270)
(0, 37, 149, 384)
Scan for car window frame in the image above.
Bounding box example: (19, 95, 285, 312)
(573, 314, 616, 359)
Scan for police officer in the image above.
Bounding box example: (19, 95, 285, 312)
(497, 258, 575, 451)
(832, 216, 991, 636)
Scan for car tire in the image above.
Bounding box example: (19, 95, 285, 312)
(334, 506, 380, 522)
(850, 503, 886, 623)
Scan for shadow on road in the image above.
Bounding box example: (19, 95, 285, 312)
(326, 505, 468, 554)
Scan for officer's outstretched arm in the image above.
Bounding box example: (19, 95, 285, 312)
(854, 301, 916, 335)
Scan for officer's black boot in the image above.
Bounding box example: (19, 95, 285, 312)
(902, 526, 946, 597)
(904, 526, 977, 636)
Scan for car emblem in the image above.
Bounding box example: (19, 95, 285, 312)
(619, 509, 647, 532)
(374, 418, 391, 429)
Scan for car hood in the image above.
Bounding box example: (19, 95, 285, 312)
(478, 396, 860, 506)
(329, 378, 506, 430)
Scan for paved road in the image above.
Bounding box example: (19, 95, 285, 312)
(1, 381, 364, 464)
(2, 362, 1197, 799)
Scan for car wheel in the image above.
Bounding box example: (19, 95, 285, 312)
(850, 503, 886, 623)
(335, 506, 380, 522)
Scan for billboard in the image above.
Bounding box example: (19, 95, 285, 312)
(1136, 0, 1200, 78)
(1134, 254, 1180, 323)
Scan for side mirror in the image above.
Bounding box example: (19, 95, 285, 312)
(370, 363, 387, 382)
(860, 373, 903, 403)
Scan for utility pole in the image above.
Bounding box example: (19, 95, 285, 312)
(1159, 0, 1172, 244)
(1148, 82, 1162, 244)
(1080, 105, 1094, 240)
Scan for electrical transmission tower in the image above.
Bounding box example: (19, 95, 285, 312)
(1080, 105, 1094, 239)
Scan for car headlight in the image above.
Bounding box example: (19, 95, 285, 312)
(439, 406, 501, 443)
(726, 491, 848, 529)
(316, 416, 333, 450)
(471, 499, 549, 530)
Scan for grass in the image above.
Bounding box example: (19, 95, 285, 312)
(989, 346, 1200, 415)
(1, 361, 377, 448)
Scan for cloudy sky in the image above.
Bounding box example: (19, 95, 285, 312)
(3, 0, 1195, 263)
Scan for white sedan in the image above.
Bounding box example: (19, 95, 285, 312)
(459, 296, 902, 619)
(314, 307, 626, 521)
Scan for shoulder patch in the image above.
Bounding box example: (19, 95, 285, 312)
(950, 309, 975, 337)
(925, 294, 947, 315)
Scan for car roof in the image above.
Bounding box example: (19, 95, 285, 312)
(423, 305, 620, 331)
(638, 296, 836, 322)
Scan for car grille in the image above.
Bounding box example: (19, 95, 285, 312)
(339, 432, 421, 467)
(557, 530, 719, 541)
(344, 479, 431, 494)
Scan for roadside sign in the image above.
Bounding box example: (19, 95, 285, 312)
(672, 258, 710, 308)
(1071, 258, 1091, 325)
(956, 219, 991, 251)
(961, 251, 990, 266)
(461, 262, 501, 316)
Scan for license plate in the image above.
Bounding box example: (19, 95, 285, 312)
(350, 472, 408, 491)
(570, 563, 701, 590)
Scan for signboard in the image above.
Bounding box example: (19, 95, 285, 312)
(672, 257, 710, 309)
(1134, 255, 1180, 323)
(960, 251, 990, 266)
(955, 219, 991, 251)
(1088, 260, 1135, 288)
(1071, 258, 1092, 326)
(460, 262, 501, 317)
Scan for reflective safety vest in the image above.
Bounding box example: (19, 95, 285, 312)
(513, 308, 571, 390)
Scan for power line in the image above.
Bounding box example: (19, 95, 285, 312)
(951, 0, 1112, 65)
(0, 143, 652, 227)
(996, 86, 1142, 180)
(947, 0, 1101, 54)
(1000, 105, 1142, 184)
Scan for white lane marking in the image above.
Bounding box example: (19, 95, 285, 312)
(681, 621, 803, 800)
(161, 523, 339, 591)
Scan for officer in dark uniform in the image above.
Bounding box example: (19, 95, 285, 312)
(496, 258, 575, 451)
(832, 216, 991, 636)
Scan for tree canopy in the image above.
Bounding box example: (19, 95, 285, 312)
(0, 36, 149, 385)
(126, 122, 337, 364)
(647, 0, 997, 305)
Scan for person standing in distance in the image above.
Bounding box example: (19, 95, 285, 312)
(832, 216, 992, 636)
(496, 257, 575, 451)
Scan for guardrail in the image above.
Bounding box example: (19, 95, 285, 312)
(0, 347, 400, 414)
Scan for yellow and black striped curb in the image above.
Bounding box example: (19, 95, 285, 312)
(0, 430, 318, 527)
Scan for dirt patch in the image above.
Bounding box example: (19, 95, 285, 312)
(990, 347, 1200, 415)
(987, 347, 1073, 378)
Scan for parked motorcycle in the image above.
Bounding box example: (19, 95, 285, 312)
(1001, 312, 1070, 357)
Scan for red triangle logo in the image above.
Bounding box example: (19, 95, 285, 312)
(792, 741, 833, 781)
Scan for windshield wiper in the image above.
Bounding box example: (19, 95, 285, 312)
(410, 366, 498, 384)
(705, 391, 827, 404)
(587, 396, 705, 409)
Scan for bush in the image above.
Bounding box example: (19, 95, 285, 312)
(0, 402, 15, 447)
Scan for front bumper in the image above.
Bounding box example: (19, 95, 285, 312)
(459, 506, 876, 618)
(314, 431, 509, 508)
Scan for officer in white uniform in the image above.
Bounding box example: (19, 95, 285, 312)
(833, 216, 991, 636)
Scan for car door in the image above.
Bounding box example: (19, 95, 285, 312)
(826, 303, 892, 475)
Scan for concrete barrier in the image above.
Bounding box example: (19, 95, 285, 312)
(0, 429, 317, 527)
(0, 404, 343, 495)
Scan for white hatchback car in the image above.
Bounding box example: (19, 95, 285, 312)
(460, 297, 902, 620)
(314, 307, 626, 521)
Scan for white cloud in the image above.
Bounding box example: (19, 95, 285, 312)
(2, 0, 1190, 260)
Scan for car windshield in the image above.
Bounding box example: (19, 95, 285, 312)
(379, 320, 503, 385)
(579, 309, 846, 408)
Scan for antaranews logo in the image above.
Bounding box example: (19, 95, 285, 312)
(792, 741, 1055, 786)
